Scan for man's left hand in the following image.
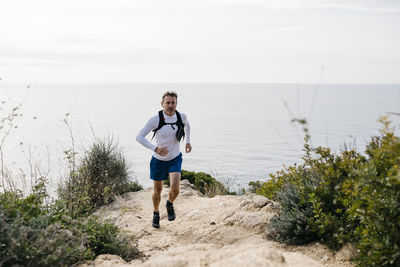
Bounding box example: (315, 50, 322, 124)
(185, 143, 192, 153)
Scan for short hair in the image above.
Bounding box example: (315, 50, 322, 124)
(162, 91, 178, 102)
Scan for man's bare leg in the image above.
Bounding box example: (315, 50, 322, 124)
(152, 180, 163, 212)
(166, 172, 180, 221)
(168, 172, 181, 203)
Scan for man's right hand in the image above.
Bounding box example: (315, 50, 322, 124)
(155, 146, 169, 156)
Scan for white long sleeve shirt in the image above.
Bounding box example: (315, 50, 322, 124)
(136, 111, 191, 161)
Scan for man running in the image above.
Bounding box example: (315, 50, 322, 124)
(136, 91, 192, 228)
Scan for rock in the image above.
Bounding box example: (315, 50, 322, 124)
(180, 179, 190, 188)
(180, 179, 196, 189)
(180, 191, 194, 196)
(260, 203, 280, 214)
(181, 179, 191, 185)
(219, 202, 227, 207)
(240, 213, 268, 231)
(194, 191, 205, 197)
(252, 195, 271, 209)
(335, 243, 357, 261)
(238, 194, 280, 211)
(143, 257, 189, 267)
(321, 255, 330, 263)
(187, 209, 201, 219)
(239, 199, 251, 208)
(224, 211, 269, 232)
(245, 193, 257, 199)
(93, 254, 126, 266)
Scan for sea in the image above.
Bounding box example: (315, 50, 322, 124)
(1, 82, 400, 192)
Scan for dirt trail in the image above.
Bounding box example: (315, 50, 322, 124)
(85, 180, 354, 267)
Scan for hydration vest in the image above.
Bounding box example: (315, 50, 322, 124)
(151, 110, 185, 142)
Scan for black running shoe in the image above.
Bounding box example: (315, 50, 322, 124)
(166, 200, 175, 221)
(152, 211, 160, 228)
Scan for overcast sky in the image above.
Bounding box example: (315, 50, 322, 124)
(1, 0, 399, 84)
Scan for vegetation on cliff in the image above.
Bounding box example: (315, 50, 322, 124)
(253, 117, 400, 266)
(0, 137, 142, 266)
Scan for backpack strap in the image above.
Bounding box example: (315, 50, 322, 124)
(175, 110, 185, 142)
(151, 110, 165, 140)
(175, 110, 184, 127)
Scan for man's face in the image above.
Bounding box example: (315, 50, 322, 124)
(161, 95, 177, 116)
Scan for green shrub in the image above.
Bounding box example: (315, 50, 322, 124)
(164, 170, 229, 197)
(0, 212, 92, 266)
(267, 183, 318, 244)
(0, 135, 144, 266)
(258, 142, 368, 248)
(0, 189, 91, 266)
(0, 191, 45, 223)
(348, 129, 400, 266)
(255, 164, 311, 201)
(307, 148, 367, 249)
(58, 138, 142, 217)
(248, 181, 262, 193)
(183, 170, 228, 196)
(0, 189, 140, 266)
(256, 118, 400, 266)
(124, 180, 143, 193)
(82, 216, 140, 261)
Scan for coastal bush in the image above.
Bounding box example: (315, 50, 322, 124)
(267, 183, 318, 244)
(184, 170, 228, 197)
(0, 135, 144, 266)
(248, 181, 262, 193)
(0, 183, 140, 266)
(58, 138, 142, 217)
(0, 186, 90, 266)
(255, 164, 309, 201)
(83, 216, 140, 261)
(0, 209, 91, 266)
(349, 128, 400, 266)
(301, 147, 366, 249)
(0, 107, 142, 265)
(164, 170, 229, 197)
(258, 118, 400, 266)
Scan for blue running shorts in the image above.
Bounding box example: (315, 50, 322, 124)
(150, 153, 182, 181)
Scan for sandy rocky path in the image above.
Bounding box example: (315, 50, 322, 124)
(84, 180, 355, 267)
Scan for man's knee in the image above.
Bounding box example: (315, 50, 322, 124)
(153, 181, 163, 194)
(171, 185, 179, 195)
(154, 187, 162, 194)
(154, 189, 162, 196)
(169, 172, 181, 186)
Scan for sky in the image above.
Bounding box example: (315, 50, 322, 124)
(0, 0, 399, 84)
